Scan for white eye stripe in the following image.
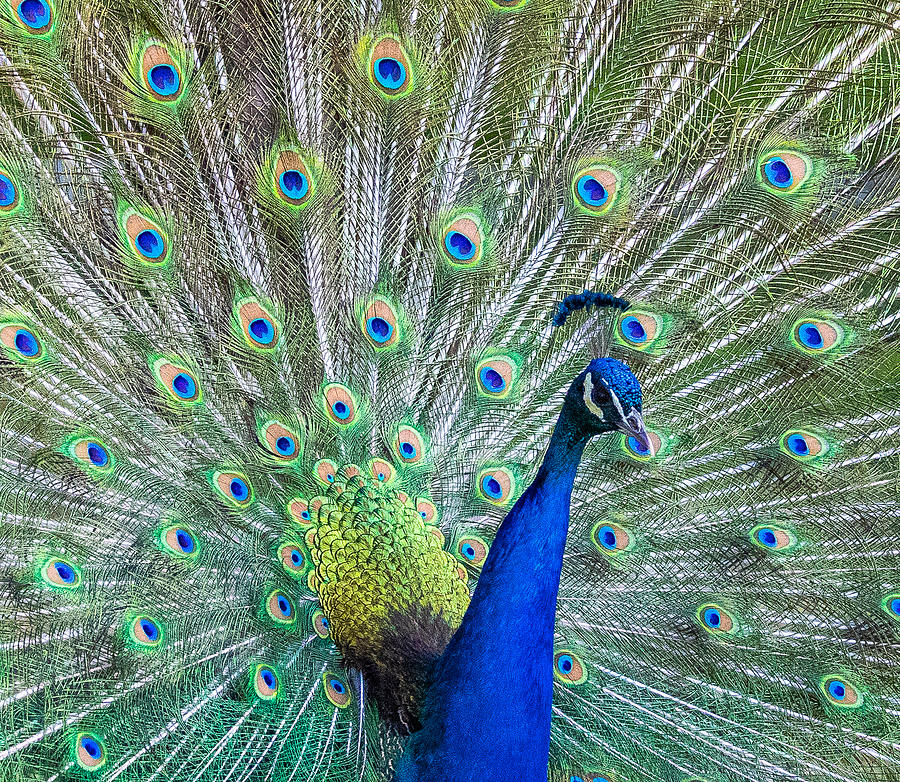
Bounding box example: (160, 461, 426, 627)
(600, 376, 627, 419)
(582, 375, 605, 421)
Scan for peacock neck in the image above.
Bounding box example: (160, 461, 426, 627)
(396, 412, 591, 781)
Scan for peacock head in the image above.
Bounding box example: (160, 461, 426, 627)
(564, 357, 653, 454)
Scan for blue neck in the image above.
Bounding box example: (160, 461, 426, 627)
(395, 414, 590, 782)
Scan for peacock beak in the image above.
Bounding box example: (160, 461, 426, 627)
(617, 409, 655, 457)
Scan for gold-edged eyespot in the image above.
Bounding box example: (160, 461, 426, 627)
(416, 498, 437, 524)
(161, 524, 198, 558)
(363, 298, 400, 348)
(0, 169, 20, 211)
(253, 664, 280, 700)
(370, 458, 394, 484)
(288, 497, 312, 524)
(315, 459, 339, 485)
(395, 425, 425, 464)
(69, 438, 113, 472)
(152, 359, 202, 404)
(792, 318, 842, 354)
(591, 522, 632, 555)
(266, 590, 295, 624)
(124, 212, 168, 264)
(212, 471, 253, 506)
(697, 604, 735, 635)
(75, 732, 106, 771)
(820, 676, 862, 708)
(623, 431, 662, 460)
(476, 356, 514, 398)
(882, 594, 900, 621)
(323, 672, 351, 707)
(618, 311, 659, 347)
(130, 616, 163, 647)
(274, 150, 314, 207)
(491, 0, 527, 8)
(323, 384, 356, 426)
(573, 167, 620, 214)
(1, 323, 43, 361)
(750, 524, 796, 552)
(759, 151, 810, 193)
(313, 609, 330, 638)
(456, 536, 489, 568)
(261, 420, 300, 460)
(11, 0, 53, 34)
(780, 430, 828, 461)
(237, 299, 280, 349)
(554, 650, 587, 685)
(41, 558, 81, 589)
(478, 467, 514, 505)
(279, 543, 308, 576)
(442, 216, 482, 265)
(369, 36, 413, 97)
(142, 44, 183, 102)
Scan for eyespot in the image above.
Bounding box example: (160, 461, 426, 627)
(573, 167, 620, 214)
(75, 732, 106, 770)
(491, 0, 527, 7)
(759, 151, 810, 193)
(288, 497, 313, 524)
(274, 150, 314, 208)
(253, 664, 280, 700)
(882, 594, 900, 621)
(1, 324, 43, 360)
(68, 438, 113, 472)
(213, 471, 253, 507)
(323, 672, 351, 707)
(369, 37, 413, 97)
(591, 521, 632, 555)
(456, 536, 489, 568)
(313, 610, 330, 638)
(370, 458, 394, 483)
(13, 0, 53, 34)
(792, 319, 842, 354)
(697, 604, 735, 634)
(750, 524, 796, 552)
(395, 425, 425, 464)
(416, 498, 437, 524)
(124, 212, 168, 264)
(266, 590, 295, 624)
(0, 169, 20, 211)
(41, 558, 81, 588)
(780, 430, 828, 461)
(315, 459, 339, 485)
(260, 420, 300, 460)
(554, 650, 587, 685)
(142, 44, 183, 101)
(161, 524, 198, 558)
(478, 467, 514, 505)
(623, 431, 663, 460)
(363, 298, 400, 348)
(618, 311, 660, 347)
(476, 356, 514, 398)
(130, 616, 163, 647)
(153, 359, 202, 404)
(442, 216, 482, 265)
(820, 676, 861, 708)
(323, 384, 357, 426)
(279, 543, 308, 576)
(237, 299, 280, 349)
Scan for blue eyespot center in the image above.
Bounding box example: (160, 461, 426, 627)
(0, 173, 16, 206)
(758, 528, 777, 548)
(628, 435, 650, 454)
(86, 442, 108, 467)
(787, 433, 809, 456)
(620, 315, 647, 343)
(275, 436, 295, 456)
(462, 544, 475, 560)
(321, 616, 329, 628)
(577, 175, 608, 206)
(326, 473, 335, 482)
(330, 678, 345, 694)
(828, 680, 846, 700)
(172, 372, 196, 399)
(54, 561, 75, 583)
(401, 442, 415, 457)
(332, 401, 349, 420)
(17, 0, 50, 28)
(175, 529, 194, 553)
(301, 510, 311, 520)
(14, 329, 39, 357)
(136, 229, 164, 258)
(277, 595, 291, 616)
(374, 57, 405, 89)
(230, 479, 248, 500)
(764, 157, 792, 188)
(279, 169, 309, 200)
(80, 736, 101, 758)
(140, 619, 159, 641)
(366, 316, 393, 343)
(482, 476, 502, 498)
(557, 654, 574, 673)
(261, 669, 276, 688)
(480, 366, 505, 392)
(597, 525, 617, 550)
(890, 597, 900, 616)
(149, 64, 180, 96)
(445, 230, 475, 261)
(249, 317, 275, 344)
(798, 323, 823, 348)
(703, 608, 721, 628)
(290, 549, 302, 565)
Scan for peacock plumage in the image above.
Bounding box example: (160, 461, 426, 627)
(0, 0, 899, 780)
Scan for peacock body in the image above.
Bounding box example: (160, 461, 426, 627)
(0, 0, 899, 780)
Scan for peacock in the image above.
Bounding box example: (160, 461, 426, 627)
(1, 0, 899, 779)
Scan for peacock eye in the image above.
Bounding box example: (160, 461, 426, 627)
(323, 672, 352, 707)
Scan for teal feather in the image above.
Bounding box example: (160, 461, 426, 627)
(1, 0, 899, 780)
